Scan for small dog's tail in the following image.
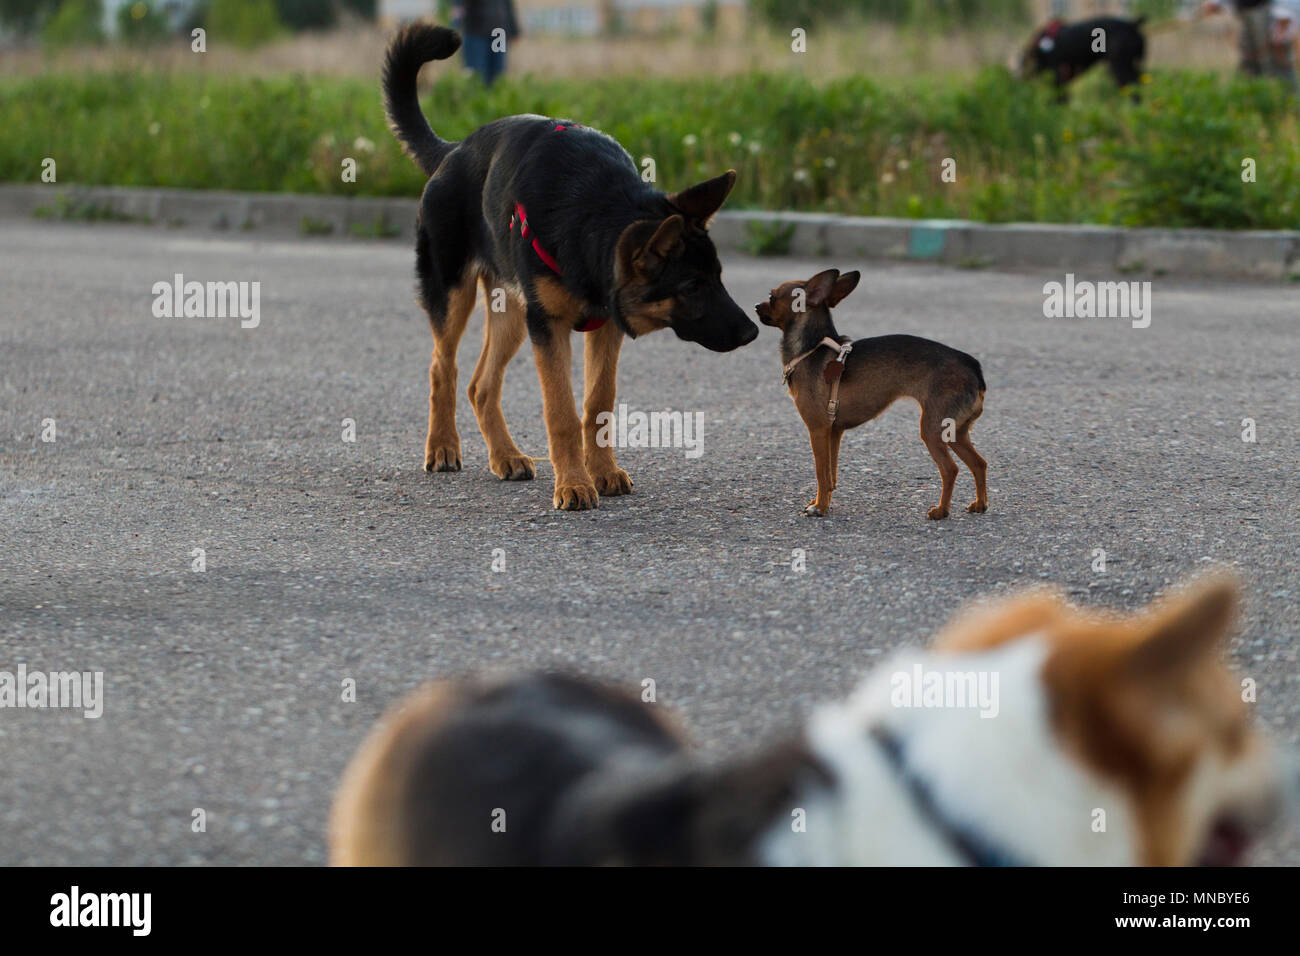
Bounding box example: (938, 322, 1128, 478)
(382, 23, 462, 177)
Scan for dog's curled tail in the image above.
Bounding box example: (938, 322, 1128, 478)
(382, 23, 462, 177)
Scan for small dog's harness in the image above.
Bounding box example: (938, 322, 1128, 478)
(508, 123, 608, 334)
(781, 335, 853, 421)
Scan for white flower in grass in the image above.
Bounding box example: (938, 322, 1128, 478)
(881, 171, 895, 185)
(793, 169, 810, 183)
(748, 141, 762, 155)
(148, 122, 161, 136)
(728, 132, 742, 146)
(683, 134, 699, 147)
(353, 137, 375, 154)
(897, 159, 910, 171)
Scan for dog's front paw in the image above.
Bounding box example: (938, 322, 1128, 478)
(592, 467, 632, 497)
(926, 505, 950, 520)
(553, 481, 599, 511)
(424, 440, 462, 472)
(490, 453, 535, 481)
(805, 501, 827, 517)
(967, 500, 987, 514)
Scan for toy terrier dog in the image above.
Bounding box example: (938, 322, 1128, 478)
(756, 269, 988, 519)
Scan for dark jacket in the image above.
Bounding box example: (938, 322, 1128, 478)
(461, 0, 520, 37)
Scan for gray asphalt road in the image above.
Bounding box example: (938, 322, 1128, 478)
(1, 220, 1297, 865)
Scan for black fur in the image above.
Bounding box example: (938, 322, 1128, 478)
(383, 22, 757, 350)
(382, 25, 462, 175)
(1021, 16, 1147, 96)
(385, 673, 832, 865)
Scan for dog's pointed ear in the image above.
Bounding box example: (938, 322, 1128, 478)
(804, 269, 841, 309)
(1125, 574, 1239, 681)
(633, 215, 685, 276)
(826, 270, 861, 307)
(668, 170, 736, 224)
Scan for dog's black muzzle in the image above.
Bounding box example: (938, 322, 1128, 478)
(678, 296, 758, 352)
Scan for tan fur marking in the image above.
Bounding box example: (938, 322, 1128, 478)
(468, 284, 533, 479)
(533, 320, 598, 510)
(622, 298, 676, 338)
(329, 682, 465, 866)
(423, 276, 478, 472)
(534, 276, 588, 325)
(582, 320, 632, 496)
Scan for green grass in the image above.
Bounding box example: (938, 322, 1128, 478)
(744, 219, 796, 256)
(2, 67, 1298, 229)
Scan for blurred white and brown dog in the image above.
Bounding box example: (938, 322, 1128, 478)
(330, 575, 1294, 865)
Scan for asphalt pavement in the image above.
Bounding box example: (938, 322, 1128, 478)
(1, 220, 1296, 865)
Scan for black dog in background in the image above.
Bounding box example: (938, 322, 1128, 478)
(1018, 16, 1148, 98)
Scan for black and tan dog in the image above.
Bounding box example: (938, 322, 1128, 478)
(756, 269, 987, 519)
(383, 24, 758, 511)
(1017, 16, 1148, 97)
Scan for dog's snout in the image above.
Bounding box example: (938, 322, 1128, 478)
(738, 321, 759, 345)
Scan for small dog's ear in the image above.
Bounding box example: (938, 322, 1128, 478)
(634, 215, 685, 275)
(826, 270, 861, 307)
(804, 269, 841, 309)
(668, 170, 736, 223)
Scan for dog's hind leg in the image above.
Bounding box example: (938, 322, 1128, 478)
(950, 424, 988, 514)
(582, 321, 632, 497)
(468, 285, 534, 480)
(921, 410, 958, 520)
(531, 314, 598, 511)
(423, 275, 476, 472)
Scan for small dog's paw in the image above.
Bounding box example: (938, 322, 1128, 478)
(553, 481, 599, 511)
(967, 500, 987, 514)
(926, 505, 950, 520)
(592, 467, 632, 497)
(805, 501, 827, 517)
(424, 442, 462, 472)
(490, 454, 535, 481)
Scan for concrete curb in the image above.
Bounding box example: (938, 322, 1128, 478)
(3, 183, 1297, 281)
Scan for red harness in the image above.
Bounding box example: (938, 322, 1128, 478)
(508, 123, 608, 333)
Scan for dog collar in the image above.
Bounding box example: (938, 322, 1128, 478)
(781, 336, 852, 420)
(870, 727, 1028, 867)
(509, 202, 608, 333)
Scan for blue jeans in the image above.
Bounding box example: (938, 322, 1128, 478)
(462, 32, 508, 86)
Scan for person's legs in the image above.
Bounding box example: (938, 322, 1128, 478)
(462, 32, 490, 84)
(1267, 31, 1300, 91)
(1238, 6, 1271, 75)
(485, 45, 508, 85)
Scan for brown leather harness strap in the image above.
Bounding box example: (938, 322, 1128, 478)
(781, 335, 853, 421)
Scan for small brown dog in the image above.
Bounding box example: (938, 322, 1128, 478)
(756, 269, 988, 519)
